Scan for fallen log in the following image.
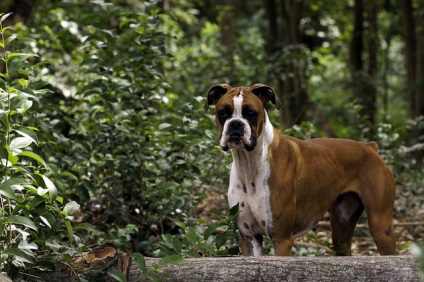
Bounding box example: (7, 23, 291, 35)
(152, 256, 420, 282)
(22, 248, 421, 282)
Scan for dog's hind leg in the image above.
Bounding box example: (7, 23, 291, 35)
(330, 192, 364, 255)
(362, 172, 396, 255)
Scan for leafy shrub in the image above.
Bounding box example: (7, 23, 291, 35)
(0, 13, 78, 278)
(20, 0, 230, 255)
(155, 204, 240, 258)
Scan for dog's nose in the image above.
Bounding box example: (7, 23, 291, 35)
(228, 120, 244, 131)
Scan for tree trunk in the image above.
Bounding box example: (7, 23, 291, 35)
(399, 0, 417, 118)
(23, 252, 420, 282)
(414, 2, 424, 120)
(364, 0, 379, 137)
(218, 0, 240, 85)
(399, 0, 424, 164)
(349, 0, 379, 140)
(273, 0, 309, 128)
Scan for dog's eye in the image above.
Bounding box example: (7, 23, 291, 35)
(243, 109, 257, 121)
(218, 108, 231, 121)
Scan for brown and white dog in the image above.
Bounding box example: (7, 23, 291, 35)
(205, 83, 396, 256)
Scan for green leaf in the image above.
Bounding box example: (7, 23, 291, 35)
(158, 255, 183, 267)
(18, 151, 46, 168)
(9, 136, 33, 150)
(229, 203, 239, 216)
(60, 172, 78, 181)
(7, 52, 38, 59)
(18, 78, 28, 87)
(170, 237, 182, 254)
(5, 215, 38, 231)
(42, 175, 57, 201)
(65, 220, 74, 243)
(215, 231, 231, 250)
(189, 138, 203, 147)
(148, 274, 162, 282)
(4, 248, 36, 264)
(158, 123, 172, 130)
(0, 185, 15, 199)
(63, 201, 80, 215)
(174, 221, 186, 230)
(204, 222, 221, 240)
(207, 209, 224, 219)
(185, 227, 198, 244)
(40, 213, 55, 228)
(5, 34, 18, 47)
(131, 253, 147, 273)
(0, 13, 12, 25)
(107, 269, 127, 282)
(0, 178, 27, 199)
(17, 100, 33, 115)
(161, 234, 174, 247)
(8, 152, 18, 164)
(74, 223, 98, 234)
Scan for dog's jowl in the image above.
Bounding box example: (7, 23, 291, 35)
(205, 83, 396, 256)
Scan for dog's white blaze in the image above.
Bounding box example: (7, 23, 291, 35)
(228, 111, 274, 256)
(233, 90, 243, 117)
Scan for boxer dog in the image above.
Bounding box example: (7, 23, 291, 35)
(204, 83, 396, 256)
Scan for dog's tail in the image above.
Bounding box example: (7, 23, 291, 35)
(367, 141, 379, 152)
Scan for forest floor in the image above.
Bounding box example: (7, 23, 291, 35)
(195, 181, 424, 256)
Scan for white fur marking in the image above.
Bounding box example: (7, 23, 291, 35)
(233, 91, 243, 117)
(227, 110, 274, 256)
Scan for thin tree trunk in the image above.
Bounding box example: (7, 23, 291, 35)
(218, 0, 239, 85)
(399, 0, 417, 117)
(349, 0, 379, 140)
(414, 2, 424, 120)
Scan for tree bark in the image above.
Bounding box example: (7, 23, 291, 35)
(399, 0, 417, 118)
(414, 2, 424, 120)
(399, 0, 424, 164)
(218, 0, 240, 85)
(349, 0, 379, 140)
(269, 0, 309, 128)
(23, 253, 421, 282)
(153, 256, 420, 282)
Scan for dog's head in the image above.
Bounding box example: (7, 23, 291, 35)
(205, 84, 281, 151)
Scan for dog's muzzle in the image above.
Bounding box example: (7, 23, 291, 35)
(221, 119, 257, 151)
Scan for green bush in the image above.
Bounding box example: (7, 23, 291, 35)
(0, 13, 81, 278)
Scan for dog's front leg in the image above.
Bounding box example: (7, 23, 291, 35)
(273, 235, 293, 256)
(270, 187, 296, 256)
(240, 233, 263, 256)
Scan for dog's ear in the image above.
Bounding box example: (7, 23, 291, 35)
(204, 84, 232, 111)
(250, 84, 282, 110)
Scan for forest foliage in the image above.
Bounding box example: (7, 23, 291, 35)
(0, 0, 423, 280)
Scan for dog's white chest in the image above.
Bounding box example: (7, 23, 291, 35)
(227, 146, 274, 242)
